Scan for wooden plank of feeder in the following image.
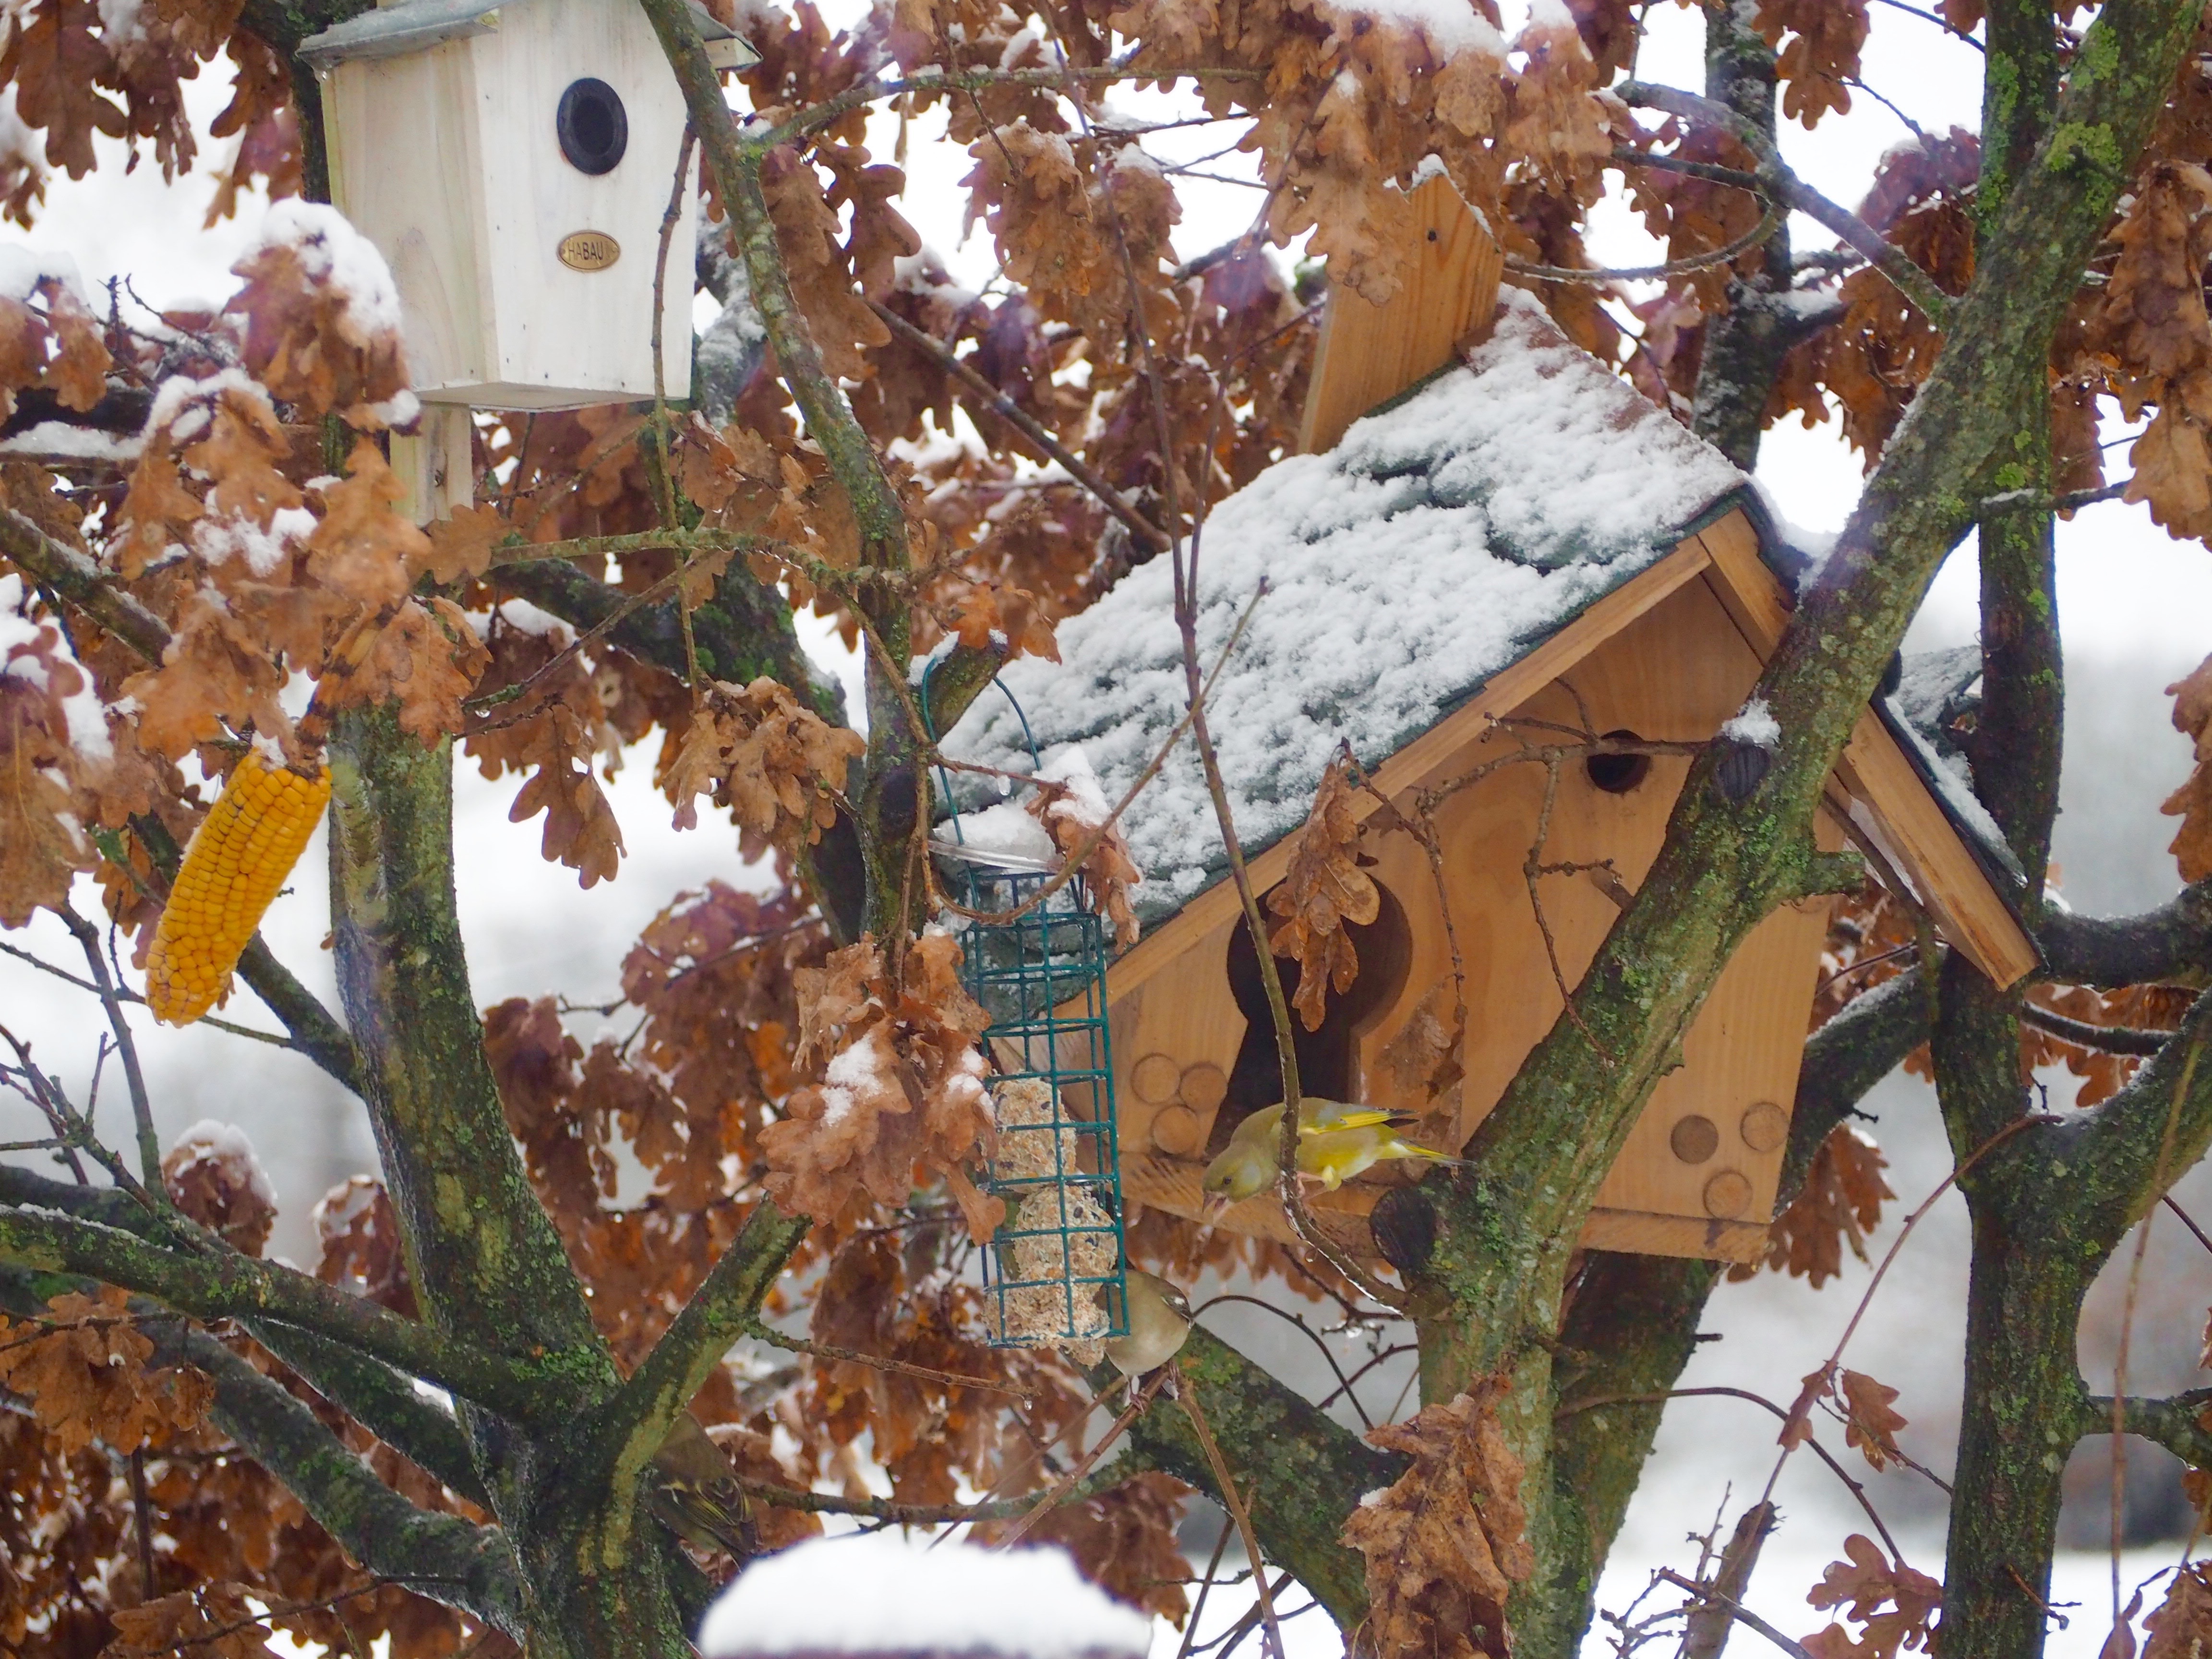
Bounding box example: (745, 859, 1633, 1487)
(1296, 175, 1505, 455)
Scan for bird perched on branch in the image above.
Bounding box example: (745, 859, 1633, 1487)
(650, 1413, 758, 1563)
(1104, 1270, 1193, 1382)
(1200, 1097, 1465, 1206)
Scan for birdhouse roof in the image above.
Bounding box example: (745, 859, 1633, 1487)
(940, 289, 1753, 925)
(298, 0, 745, 67)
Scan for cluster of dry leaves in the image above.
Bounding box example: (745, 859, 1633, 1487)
(1267, 755, 1380, 1032)
(1340, 1380, 1533, 1659)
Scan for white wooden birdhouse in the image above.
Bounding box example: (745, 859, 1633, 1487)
(944, 191, 2037, 1266)
(301, 0, 756, 411)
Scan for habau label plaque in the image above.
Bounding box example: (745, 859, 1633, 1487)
(557, 231, 620, 272)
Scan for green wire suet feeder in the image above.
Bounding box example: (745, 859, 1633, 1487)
(926, 681, 1129, 1358)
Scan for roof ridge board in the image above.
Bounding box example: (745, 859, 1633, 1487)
(300, 0, 738, 64)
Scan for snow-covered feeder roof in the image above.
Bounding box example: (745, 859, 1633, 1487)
(696, 1533, 1150, 1659)
(941, 289, 1750, 927)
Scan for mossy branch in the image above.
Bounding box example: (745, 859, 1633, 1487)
(2088, 1389, 2212, 1468)
(1114, 1326, 1404, 1628)
(582, 1199, 810, 1521)
(145, 1316, 527, 1637)
(0, 1201, 552, 1421)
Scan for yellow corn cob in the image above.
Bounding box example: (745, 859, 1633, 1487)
(145, 749, 331, 1025)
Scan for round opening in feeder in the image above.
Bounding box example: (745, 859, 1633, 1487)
(1585, 728, 1651, 794)
(557, 79, 629, 175)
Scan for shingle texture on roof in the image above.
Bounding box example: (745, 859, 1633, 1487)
(942, 290, 1748, 926)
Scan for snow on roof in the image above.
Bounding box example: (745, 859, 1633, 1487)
(696, 1533, 1151, 1658)
(941, 289, 1748, 926)
(1880, 646, 2025, 894)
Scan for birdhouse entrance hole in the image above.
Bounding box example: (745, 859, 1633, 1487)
(557, 78, 628, 175)
(1585, 728, 1653, 795)
(1211, 881, 1412, 1154)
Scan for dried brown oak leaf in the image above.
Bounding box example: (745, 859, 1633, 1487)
(162, 1120, 277, 1256)
(1803, 1534, 1940, 1659)
(1837, 1369, 1909, 1473)
(0, 275, 109, 421)
(2093, 166, 2212, 541)
(996, 1471, 1196, 1627)
(2146, 1562, 2212, 1659)
(414, 501, 512, 585)
(759, 933, 999, 1237)
(1024, 752, 1142, 949)
(1268, 754, 1376, 1031)
(759, 143, 892, 383)
(1341, 1380, 1534, 1659)
(2092, 164, 2212, 417)
(1730, 1124, 1892, 1288)
(661, 675, 866, 851)
(2023, 981, 2192, 1107)
(302, 438, 424, 608)
(336, 595, 491, 746)
(1755, 0, 1868, 127)
(1504, 3, 1616, 201)
(0, 1287, 212, 1455)
(106, 1582, 266, 1659)
(0, 576, 108, 924)
(2165, 651, 2212, 881)
(465, 622, 629, 886)
(314, 1175, 418, 1316)
(949, 581, 1060, 664)
(227, 206, 411, 426)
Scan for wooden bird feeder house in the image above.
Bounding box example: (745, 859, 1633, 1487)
(300, 0, 754, 413)
(942, 180, 2036, 1266)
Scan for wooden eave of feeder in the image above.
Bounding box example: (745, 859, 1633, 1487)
(942, 180, 2036, 1266)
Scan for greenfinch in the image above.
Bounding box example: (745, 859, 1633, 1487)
(1103, 1270, 1193, 1381)
(1296, 1118, 1464, 1190)
(1199, 1097, 1463, 1205)
(649, 1412, 757, 1562)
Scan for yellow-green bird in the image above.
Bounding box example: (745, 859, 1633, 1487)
(649, 1413, 758, 1563)
(1104, 1270, 1194, 1382)
(1199, 1097, 1463, 1205)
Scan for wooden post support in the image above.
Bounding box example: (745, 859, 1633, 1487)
(1296, 175, 1505, 455)
(390, 403, 473, 526)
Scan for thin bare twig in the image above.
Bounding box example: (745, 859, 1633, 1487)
(993, 1369, 1170, 1548)
(1173, 1362, 1284, 1659)
(1764, 1112, 2057, 1511)
(1557, 1384, 1908, 1562)
(60, 907, 159, 1189)
(1657, 1568, 1816, 1659)
(742, 1318, 1030, 1395)
(868, 299, 1169, 555)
